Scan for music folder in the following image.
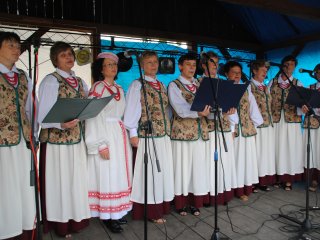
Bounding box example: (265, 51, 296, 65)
(42, 94, 115, 123)
(191, 77, 249, 113)
(286, 86, 320, 108)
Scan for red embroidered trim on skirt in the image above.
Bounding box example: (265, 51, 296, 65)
(90, 202, 132, 213)
(89, 189, 131, 199)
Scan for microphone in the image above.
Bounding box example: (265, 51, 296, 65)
(299, 68, 314, 74)
(124, 50, 140, 58)
(200, 51, 217, 66)
(200, 51, 209, 60)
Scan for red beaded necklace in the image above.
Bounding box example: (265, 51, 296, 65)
(65, 77, 78, 88)
(103, 81, 121, 101)
(186, 83, 197, 93)
(147, 80, 161, 91)
(3, 73, 18, 87)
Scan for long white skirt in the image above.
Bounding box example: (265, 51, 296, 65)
(303, 128, 320, 170)
(45, 140, 91, 222)
(131, 135, 174, 204)
(207, 131, 237, 195)
(274, 112, 304, 175)
(0, 137, 36, 239)
(172, 138, 209, 196)
(88, 120, 132, 220)
(234, 134, 259, 187)
(256, 126, 276, 177)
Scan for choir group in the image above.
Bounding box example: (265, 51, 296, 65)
(1, 31, 319, 239)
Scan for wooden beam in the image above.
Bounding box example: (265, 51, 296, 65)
(0, 13, 260, 52)
(262, 32, 320, 51)
(217, 0, 320, 21)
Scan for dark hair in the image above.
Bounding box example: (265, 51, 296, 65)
(251, 59, 269, 71)
(224, 61, 242, 74)
(200, 51, 219, 65)
(91, 58, 104, 83)
(91, 57, 118, 83)
(281, 55, 298, 66)
(314, 63, 320, 72)
(0, 31, 20, 48)
(140, 50, 158, 64)
(178, 52, 197, 65)
(50, 41, 75, 68)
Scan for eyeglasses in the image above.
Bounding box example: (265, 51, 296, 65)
(230, 71, 241, 75)
(103, 63, 118, 68)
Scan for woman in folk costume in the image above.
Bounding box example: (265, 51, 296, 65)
(124, 51, 174, 223)
(301, 64, 320, 192)
(85, 52, 132, 233)
(225, 61, 263, 201)
(268, 55, 304, 191)
(198, 51, 238, 205)
(250, 60, 276, 191)
(168, 53, 211, 216)
(38, 42, 90, 238)
(0, 32, 37, 240)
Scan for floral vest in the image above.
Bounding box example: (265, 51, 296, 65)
(39, 72, 86, 144)
(170, 79, 209, 141)
(235, 90, 257, 137)
(0, 70, 32, 146)
(270, 78, 301, 123)
(250, 82, 273, 128)
(138, 80, 171, 137)
(207, 114, 231, 133)
(302, 83, 320, 129)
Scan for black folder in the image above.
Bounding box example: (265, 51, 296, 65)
(43, 95, 115, 123)
(286, 86, 320, 108)
(191, 77, 249, 113)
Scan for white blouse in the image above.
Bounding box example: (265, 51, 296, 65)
(37, 68, 89, 129)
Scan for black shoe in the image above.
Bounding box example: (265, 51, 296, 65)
(117, 217, 128, 225)
(104, 220, 123, 233)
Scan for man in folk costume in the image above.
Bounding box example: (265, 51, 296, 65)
(250, 60, 276, 191)
(168, 53, 211, 216)
(225, 61, 263, 201)
(198, 51, 238, 205)
(301, 64, 320, 192)
(0, 31, 37, 240)
(38, 42, 90, 238)
(269, 55, 304, 191)
(124, 51, 174, 223)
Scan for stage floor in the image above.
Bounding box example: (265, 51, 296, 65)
(43, 182, 320, 240)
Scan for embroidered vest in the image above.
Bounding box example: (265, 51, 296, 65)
(250, 82, 273, 128)
(207, 114, 231, 133)
(0, 70, 32, 146)
(235, 90, 257, 137)
(170, 79, 209, 141)
(138, 80, 171, 137)
(302, 84, 320, 129)
(270, 78, 302, 123)
(39, 72, 86, 144)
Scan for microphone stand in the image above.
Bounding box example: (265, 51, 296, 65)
(204, 58, 228, 240)
(134, 53, 161, 240)
(277, 68, 318, 239)
(30, 43, 42, 240)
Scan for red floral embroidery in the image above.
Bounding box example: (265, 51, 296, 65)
(90, 203, 133, 213)
(102, 81, 121, 101)
(89, 189, 131, 199)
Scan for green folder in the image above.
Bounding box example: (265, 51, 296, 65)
(42, 95, 115, 123)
